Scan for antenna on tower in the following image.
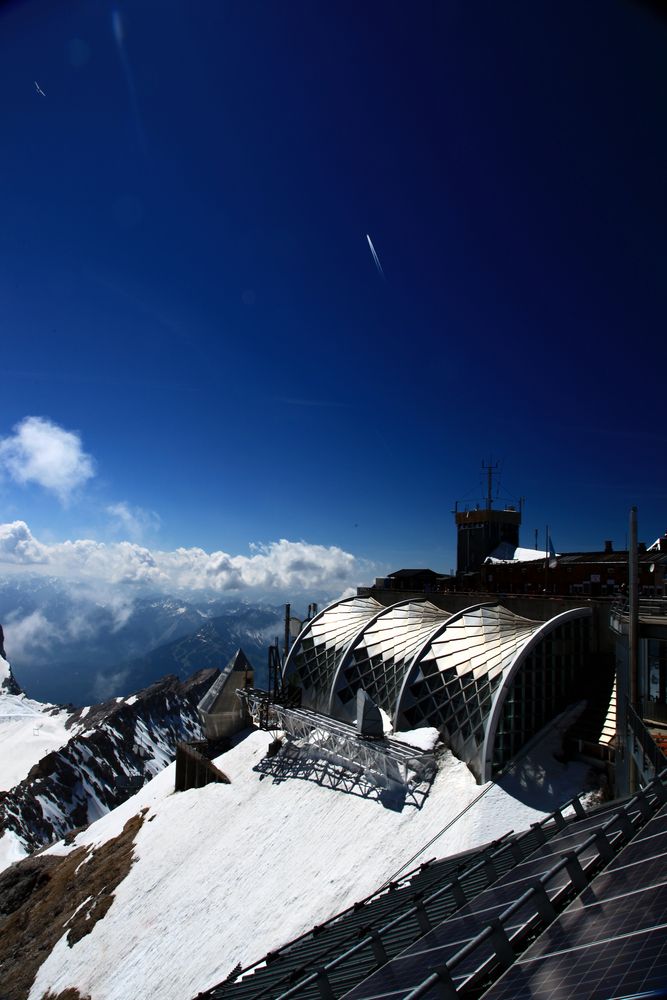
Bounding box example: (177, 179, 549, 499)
(481, 459, 499, 511)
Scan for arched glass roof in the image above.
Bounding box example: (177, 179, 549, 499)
(283, 595, 383, 713)
(285, 596, 591, 782)
(396, 604, 544, 777)
(329, 600, 452, 720)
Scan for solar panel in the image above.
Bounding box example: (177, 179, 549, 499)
(484, 924, 667, 1000)
(481, 801, 667, 1000)
(340, 785, 667, 1000)
(607, 802, 667, 854)
(206, 832, 527, 1000)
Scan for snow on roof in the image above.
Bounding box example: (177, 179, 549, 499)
(485, 543, 554, 564)
(31, 721, 593, 1000)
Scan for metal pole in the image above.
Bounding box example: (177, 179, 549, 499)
(544, 524, 549, 593)
(629, 507, 638, 710)
(284, 602, 291, 669)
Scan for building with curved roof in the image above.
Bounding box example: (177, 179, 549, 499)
(284, 597, 591, 782)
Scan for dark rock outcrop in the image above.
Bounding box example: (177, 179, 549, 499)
(0, 656, 23, 696)
(0, 812, 144, 1000)
(0, 669, 217, 860)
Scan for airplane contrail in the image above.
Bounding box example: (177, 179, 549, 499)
(34, 81, 46, 97)
(366, 234, 385, 280)
(111, 8, 148, 155)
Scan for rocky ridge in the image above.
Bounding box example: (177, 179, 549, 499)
(0, 668, 217, 865)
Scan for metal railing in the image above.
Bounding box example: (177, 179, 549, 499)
(405, 768, 667, 999)
(627, 700, 667, 779)
(271, 794, 589, 1000)
(641, 698, 667, 726)
(611, 597, 667, 633)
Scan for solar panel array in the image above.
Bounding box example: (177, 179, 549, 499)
(199, 794, 588, 1000)
(201, 839, 512, 1000)
(481, 801, 667, 999)
(339, 771, 667, 1000)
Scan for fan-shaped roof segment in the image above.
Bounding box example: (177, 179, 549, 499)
(328, 599, 453, 720)
(283, 595, 383, 713)
(479, 606, 592, 782)
(395, 603, 591, 781)
(395, 604, 539, 767)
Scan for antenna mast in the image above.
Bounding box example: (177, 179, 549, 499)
(482, 459, 499, 511)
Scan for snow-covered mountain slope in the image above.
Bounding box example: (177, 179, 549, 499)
(0, 696, 73, 794)
(0, 719, 596, 1000)
(0, 667, 216, 872)
(1, 654, 79, 806)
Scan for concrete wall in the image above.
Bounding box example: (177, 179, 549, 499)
(199, 667, 253, 740)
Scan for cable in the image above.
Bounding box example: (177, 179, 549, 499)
(377, 781, 495, 889)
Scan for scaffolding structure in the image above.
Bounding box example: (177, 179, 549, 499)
(237, 688, 435, 789)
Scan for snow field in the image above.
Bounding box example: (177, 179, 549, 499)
(0, 694, 73, 791)
(30, 724, 592, 1000)
(0, 829, 29, 870)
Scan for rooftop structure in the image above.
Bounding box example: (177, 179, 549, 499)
(454, 464, 523, 576)
(198, 648, 254, 740)
(284, 596, 591, 782)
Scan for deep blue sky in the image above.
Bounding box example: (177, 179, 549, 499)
(1, 0, 666, 580)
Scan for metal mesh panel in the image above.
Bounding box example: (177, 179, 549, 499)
(284, 596, 383, 712)
(398, 605, 539, 766)
(331, 601, 452, 717)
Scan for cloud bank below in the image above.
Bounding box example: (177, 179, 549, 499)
(0, 520, 369, 600)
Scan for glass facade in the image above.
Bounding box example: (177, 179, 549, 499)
(491, 616, 589, 774)
(647, 638, 667, 704)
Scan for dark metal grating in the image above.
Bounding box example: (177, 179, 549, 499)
(342, 770, 667, 1000)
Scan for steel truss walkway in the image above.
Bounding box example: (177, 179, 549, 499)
(237, 688, 436, 788)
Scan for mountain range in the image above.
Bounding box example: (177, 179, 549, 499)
(0, 576, 284, 705)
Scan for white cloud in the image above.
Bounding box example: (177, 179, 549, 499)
(106, 502, 161, 541)
(3, 609, 53, 664)
(0, 521, 371, 600)
(91, 668, 130, 702)
(0, 416, 95, 505)
(0, 520, 49, 564)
